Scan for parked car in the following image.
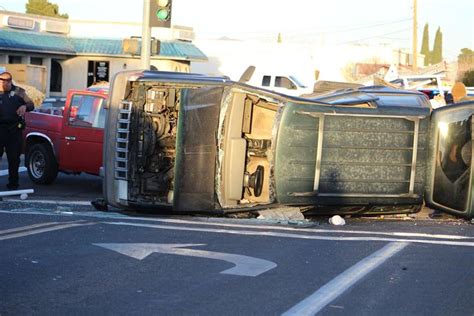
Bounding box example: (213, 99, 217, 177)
(100, 71, 472, 218)
(24, 89, 108, 184)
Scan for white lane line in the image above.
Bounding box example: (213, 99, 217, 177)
(2, 200, 92, 205)
(0, 208, 470, 241)
(0, 221, 95, 241)
(0, 166, 26, 177)
(112, 218, 472, 240)
(104, 221, 474, 247)
(282, 242, 408, 316)
(0, 221, 68, 235)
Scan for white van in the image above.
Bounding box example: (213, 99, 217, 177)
(255, 74, 313, 96)
(239, 67, 313, 97)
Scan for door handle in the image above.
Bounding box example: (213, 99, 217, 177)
(65, 136, 76, 141)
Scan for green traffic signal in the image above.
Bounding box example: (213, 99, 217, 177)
(156, 8, 169, 21)
(149, 0, 171, 28)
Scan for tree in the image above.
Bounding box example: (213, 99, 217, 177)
(462, 70, 474, 86)
(457, 48, 474, 83)
(458, 48, 474, 64)
(431, 27, 443, 64)
(25, 0, 68, 19)
(420, 23, 431, 66)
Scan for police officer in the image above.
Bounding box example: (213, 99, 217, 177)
(0, 71, 34, 190)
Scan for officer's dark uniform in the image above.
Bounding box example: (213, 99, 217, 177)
(0, 85, 34, 189)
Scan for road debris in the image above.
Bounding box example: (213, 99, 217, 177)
(257, 207, 305, 221)
(329, 215, 346, 226)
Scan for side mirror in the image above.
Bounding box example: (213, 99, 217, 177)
(239, 66, 256, 83)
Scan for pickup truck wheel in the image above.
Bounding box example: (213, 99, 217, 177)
(27, 144, 58, 184)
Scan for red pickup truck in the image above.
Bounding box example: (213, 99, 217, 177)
(24, 89, 108, 184)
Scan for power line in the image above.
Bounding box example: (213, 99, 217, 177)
(198, 17, 412, 37)
(336, 28, 412, 45)
(378, 37, 410, 41)
(285, 18, 413, 36)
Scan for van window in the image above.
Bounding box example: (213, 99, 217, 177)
(289, 75, 308, 88)
(275, 76, 297, 90)
(262, 75, 271, 87)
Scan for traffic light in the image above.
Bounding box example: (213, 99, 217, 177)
(149, 0, 172, 28)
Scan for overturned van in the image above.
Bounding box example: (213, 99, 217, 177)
(102, 71, 472, 217)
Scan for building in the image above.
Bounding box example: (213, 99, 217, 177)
(0, 11, 207, 97)
(190, 38, 425, 86)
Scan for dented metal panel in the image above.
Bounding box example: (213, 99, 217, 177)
(274, 103, 429, 207)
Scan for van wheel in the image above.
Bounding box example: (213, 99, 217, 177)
(27, 144, 58, 184)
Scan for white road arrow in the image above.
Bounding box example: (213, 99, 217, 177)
(94, 243, 277, 277)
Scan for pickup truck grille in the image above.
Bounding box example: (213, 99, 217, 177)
(115, 101, 132, 180)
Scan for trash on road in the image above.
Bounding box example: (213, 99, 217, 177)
(257, 207, 305, 221)
(329, 215, 346, 226)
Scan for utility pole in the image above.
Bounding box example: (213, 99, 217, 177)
(141, 0, 151, 69)
(412, 0, 418, 71)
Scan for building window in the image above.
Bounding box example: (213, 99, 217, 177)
(50, 59, 62, 93)
(30, 57, 43, 65)
(8, 56, 22, 64)
(87, 60, 109, 87)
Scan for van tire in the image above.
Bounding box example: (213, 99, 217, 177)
(26, 144, 58, 184)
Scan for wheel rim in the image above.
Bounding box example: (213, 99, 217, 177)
(29, 150, 46, 179)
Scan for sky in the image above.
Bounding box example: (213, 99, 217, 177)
(2, 0, 473, 59)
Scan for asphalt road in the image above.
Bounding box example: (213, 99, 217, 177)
(1, 209, 474, 315)
(1, 156, 474, 315)
(0, 155, 102, 202)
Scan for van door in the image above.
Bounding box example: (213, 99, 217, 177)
(59, 91, 106, 174)
(425, 101, 473, 218)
